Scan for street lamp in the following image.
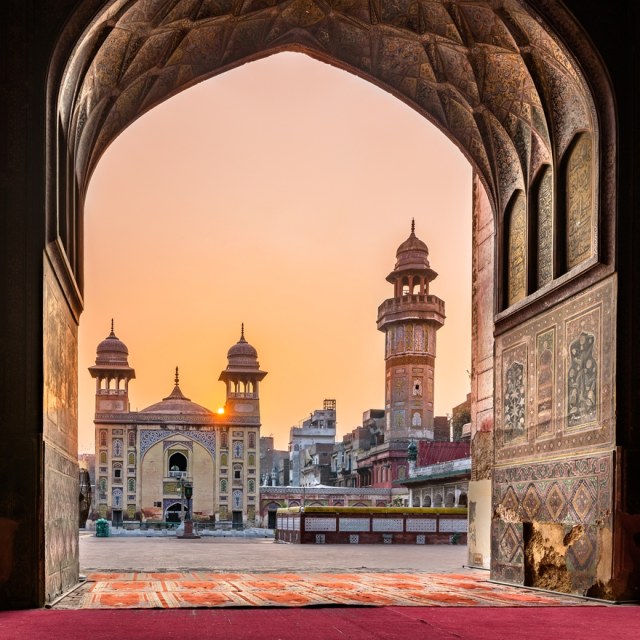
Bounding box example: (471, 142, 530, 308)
(177, 475, 199, 539)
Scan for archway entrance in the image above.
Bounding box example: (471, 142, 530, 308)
(18, 0, 624, 609)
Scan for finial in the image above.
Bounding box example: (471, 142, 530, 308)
(411, 218, 415, 235)
(241, 323, 245, 340)
(109, 318, 115, 336)
(174, 366, 179, 387)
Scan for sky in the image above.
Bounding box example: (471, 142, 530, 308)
(78, 52, 472, 453)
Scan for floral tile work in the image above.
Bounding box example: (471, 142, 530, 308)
(54, 572, 600, 609)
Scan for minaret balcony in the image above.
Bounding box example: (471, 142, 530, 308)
(377, 294, 445, 327)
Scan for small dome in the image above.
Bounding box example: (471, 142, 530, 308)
(95, 321, 130, 365)
(226, 325, 260, 369)
(141, 368, 212, 415)
(395, 220, 430, 270)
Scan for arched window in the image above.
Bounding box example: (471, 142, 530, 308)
(220, 453, 228, 466)
(98, 477, 107, 492)
(168, 451, 187, 474)
(248, 453, 255, 467)
(220, 479, 228, 493)
(220, 431, 228, 448)
(248, 432, 256, 449)
(127, 478, 135, 492)
(458, 493, 468, 507)
(99, 451, 107, 464)
(445, 492, 455, 508)
(128, 431, 135, 447)
(127, 452, 135, 466)
(564, 133, 594, 270)
(533, 165, 554, 289)
(248, 479, 255, 493)
(505, 190, 527, 307)
(100, 431, 107, 447)
(233, 464, 242, 481)
(112, 463, 122, 482)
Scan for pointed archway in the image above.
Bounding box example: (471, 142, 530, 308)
(2, 0, 631, 609)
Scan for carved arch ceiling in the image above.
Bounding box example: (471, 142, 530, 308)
(61, 0, 595, 214)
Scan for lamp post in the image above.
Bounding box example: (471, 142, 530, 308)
(177, 476, 199, 539)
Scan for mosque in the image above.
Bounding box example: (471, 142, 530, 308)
(90, 325, 266, 528)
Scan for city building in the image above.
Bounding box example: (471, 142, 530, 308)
(288, 399, 336, 486)
(91, 324, 266, 528)
(259, 436, 288, 486)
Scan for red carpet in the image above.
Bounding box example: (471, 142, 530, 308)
(1, 606, 638, 639)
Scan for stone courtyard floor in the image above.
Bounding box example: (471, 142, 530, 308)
(49, 534, 602, 609)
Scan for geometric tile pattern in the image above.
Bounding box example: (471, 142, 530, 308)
(55, 571, 598, 609)
(492, 453, 612, 586)
(140, 429, 216, 460)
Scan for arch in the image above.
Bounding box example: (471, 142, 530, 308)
(504, 190, 527, 308)
(562, 132, 595, 272)
(168, 452, 187, 474)
(31, 0, 620, 608)
(458, 493, 468, 507)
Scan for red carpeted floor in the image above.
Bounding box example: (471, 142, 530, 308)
(1, 606, 638, 640)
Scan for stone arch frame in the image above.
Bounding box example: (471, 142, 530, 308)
(31, 0, 620, 607)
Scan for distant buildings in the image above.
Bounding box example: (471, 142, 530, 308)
(91, 323, 266, 527)
(288, 399, 336, 486)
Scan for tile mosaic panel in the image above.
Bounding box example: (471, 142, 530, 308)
(536, 328, 555, 438)
(406, 518, 437, 532)
(495, 276, 615, 464)
(305, 518, 337, 532)
(416, 535, 426, 544)
(339, 518, 371, 532)
(372, 519, 404, 532)
(491, 453, 612, 586)
(439, 519, 468, 533)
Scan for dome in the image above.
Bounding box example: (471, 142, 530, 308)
(394, 219, 430, 270)
(95, 321, 130, 366)
(225, 325, 260, 370)
(141, 368, 212, 416)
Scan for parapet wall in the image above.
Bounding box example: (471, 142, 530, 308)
(276, 506, 467, 545)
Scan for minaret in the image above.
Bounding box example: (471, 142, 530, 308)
(89, 320, 136, 413)
(218, 324, 267, 418)
(377, 220, 445, 440)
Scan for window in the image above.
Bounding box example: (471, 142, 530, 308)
(248, 432, 256, 449)
(234, 465, 242, 480)
(248, 453, 255, 466)
(99, 451, 107, 464)
(220, 453, 228, 467)
(220, 431, 228, 448)
(128, 452, 135, 466)
(100, 430, 107, 446)
(248, 479, 255, 493)
(127, 478, 135, 492)
(128, 431, 135, 447)
(220, 479, 228, 493)
(168, 451, 187, 475)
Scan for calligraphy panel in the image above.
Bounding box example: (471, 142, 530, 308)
(536, 328, 555, 438)
(566, 134, 593, 269)
(507, 192, 527, 306)
(536, 166, 554, 288)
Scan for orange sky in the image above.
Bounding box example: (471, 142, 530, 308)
(78, 52, 471, 452)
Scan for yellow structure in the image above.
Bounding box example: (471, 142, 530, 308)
(91, 324, 266, 528)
